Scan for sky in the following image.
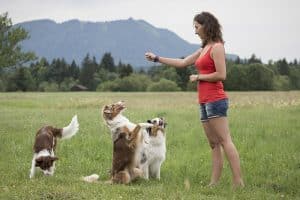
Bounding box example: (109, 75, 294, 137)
(1, 0, 300, 63)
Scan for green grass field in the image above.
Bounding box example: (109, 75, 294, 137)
(0, 92, 299, 200)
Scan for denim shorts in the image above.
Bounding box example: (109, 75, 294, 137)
(199, 99, 228, 122)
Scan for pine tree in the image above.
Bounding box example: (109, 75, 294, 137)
(100, 52, 115, 72)
(117, 61, 133, 78)
(79, 54, 98, 90)
(70, 60, 80, 79)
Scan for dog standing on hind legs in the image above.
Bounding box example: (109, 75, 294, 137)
(29, 115, 79, 178)
(82, 123, 152, 185)
(110, 124, 147, 184)
(102, 101, 151, 175)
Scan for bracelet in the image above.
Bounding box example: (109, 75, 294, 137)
(197, 74, 200, 81)
(153, 55, 159, 62)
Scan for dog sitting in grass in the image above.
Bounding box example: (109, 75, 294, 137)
(143, 117, 167, 180)
(109, 124, 147, 184)
(83, 123, 151, 184)
(29, 115, 79, 178)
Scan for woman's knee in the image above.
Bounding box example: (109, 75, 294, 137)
(209, 141, 221, 149)
(219, 138, 234, 148)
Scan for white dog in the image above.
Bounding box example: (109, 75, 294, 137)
(143, 117, 167, 180)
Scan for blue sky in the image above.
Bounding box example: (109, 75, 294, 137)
(1, 0, 299, 63)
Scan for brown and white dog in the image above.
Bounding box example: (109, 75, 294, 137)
(29, 115, 79, 178)
(110, 124, 145, 184)
(144, 117, 167, 180)
(102, 101, 152, 180)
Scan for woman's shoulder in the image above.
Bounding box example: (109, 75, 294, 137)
(211, 42, 225, 52)
(210, 42, 225, 58)
(212, 42, 224, 48)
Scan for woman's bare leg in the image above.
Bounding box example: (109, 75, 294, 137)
(202, 122, 224, 185)
(208, 117, 244, 187)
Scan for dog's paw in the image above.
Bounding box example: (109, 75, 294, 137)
(138, 123, 153, 129)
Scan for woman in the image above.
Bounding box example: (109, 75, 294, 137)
(145, 11, 244, 188)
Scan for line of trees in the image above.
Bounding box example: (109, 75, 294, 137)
(225, 55, 300, 91)
(1, 12, 300, 92)
(1, 53, 300, 92)
(0, 52, 192, 92)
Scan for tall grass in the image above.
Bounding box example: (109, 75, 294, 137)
(0, 92, 299, 199)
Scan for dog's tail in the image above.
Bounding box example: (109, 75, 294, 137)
(82, 174, 100, 183)
(61, 115, 79, 139)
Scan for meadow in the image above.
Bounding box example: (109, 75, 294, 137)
(0, 92, 299, 200)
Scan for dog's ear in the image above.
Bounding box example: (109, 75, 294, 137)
(35, 157, 43, 162)
(147, 120, 152, 123)
(103, 105, 112, 113)
(160, 117, 167, 128)
(159, 120, 163, 126)
(35, 157, 43, 166)
(51, 156, 58, 161)
(104, 110, 112, 114)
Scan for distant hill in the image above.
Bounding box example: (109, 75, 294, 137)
(16, 18, 238, 68)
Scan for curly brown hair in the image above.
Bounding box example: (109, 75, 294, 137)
(193, 12, 224, 48)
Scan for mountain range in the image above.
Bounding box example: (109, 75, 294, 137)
(17, 18, 238, 68)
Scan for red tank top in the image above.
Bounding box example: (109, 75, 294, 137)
(194, 44, 227, 103)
